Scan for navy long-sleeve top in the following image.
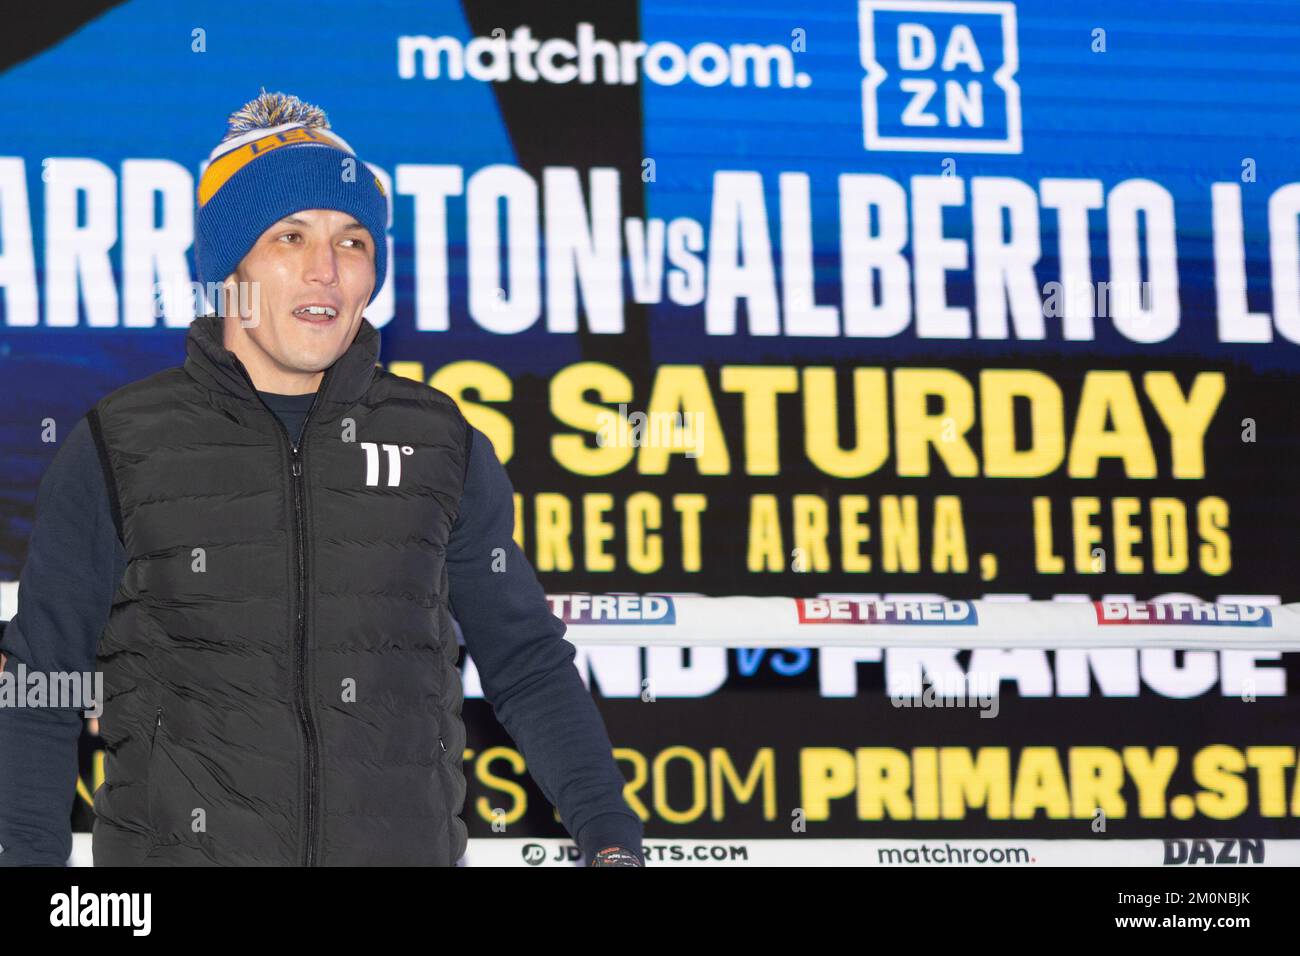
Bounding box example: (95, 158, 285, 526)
(0, 389, 641, 865)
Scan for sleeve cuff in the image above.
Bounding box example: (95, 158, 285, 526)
(576, 811, 644, 864)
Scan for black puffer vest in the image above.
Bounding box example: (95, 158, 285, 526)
(87, 313, 470, 866)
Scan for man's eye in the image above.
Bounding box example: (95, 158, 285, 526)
(343, 238, 367, 249)
(278, 232, 300, 243)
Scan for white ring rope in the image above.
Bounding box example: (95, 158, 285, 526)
(544, 595, 1300, 650)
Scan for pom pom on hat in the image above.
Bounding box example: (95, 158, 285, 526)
(221, 89, 331, 141)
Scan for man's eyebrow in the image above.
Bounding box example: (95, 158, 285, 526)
(276, 215, 366, 230)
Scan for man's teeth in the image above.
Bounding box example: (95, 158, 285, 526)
(295, 306, 337, 317)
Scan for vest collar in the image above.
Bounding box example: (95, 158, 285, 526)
(183, 312, 381, 408)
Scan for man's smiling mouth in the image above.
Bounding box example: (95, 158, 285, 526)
(293, 304, 339, 323)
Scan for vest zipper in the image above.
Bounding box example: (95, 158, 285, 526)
(232, 356, 333, 867)
(289, 441, 318, 867)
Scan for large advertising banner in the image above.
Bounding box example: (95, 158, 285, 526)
(3, 0, 1300, 863)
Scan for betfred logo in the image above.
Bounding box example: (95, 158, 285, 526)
(548, 593, 676, 624)
(797, 598, 977, 625)
(1094, 602, 1272, 627)
(859, 0, 1021, 153)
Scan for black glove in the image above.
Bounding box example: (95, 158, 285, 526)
(589, 845, 644, 867)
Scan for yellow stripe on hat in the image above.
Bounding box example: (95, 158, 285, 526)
(197, 126, 350, 207)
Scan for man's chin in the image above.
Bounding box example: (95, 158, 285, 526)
(284, 323, 345, 352)
(285, 355, 334, 377)
(271, 342, 336, 377)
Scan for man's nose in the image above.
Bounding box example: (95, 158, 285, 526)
(303, 237, 339, 284)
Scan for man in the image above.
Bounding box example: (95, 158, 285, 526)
(0, 91, 643, 866)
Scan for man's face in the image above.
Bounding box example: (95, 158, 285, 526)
(223, 208, 375, 386)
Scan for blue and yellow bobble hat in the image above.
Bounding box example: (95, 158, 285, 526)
(195, 90, 388, 305)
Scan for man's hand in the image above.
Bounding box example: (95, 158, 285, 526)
(589, 845, 644, 867)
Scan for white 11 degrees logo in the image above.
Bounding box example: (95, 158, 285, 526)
(361, 442, 414, 487)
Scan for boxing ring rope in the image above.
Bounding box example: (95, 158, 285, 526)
(545, 595, 1300, 650)
(9, 584, 1299, 650)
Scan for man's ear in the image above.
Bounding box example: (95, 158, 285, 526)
(222, 276, 238, 317)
